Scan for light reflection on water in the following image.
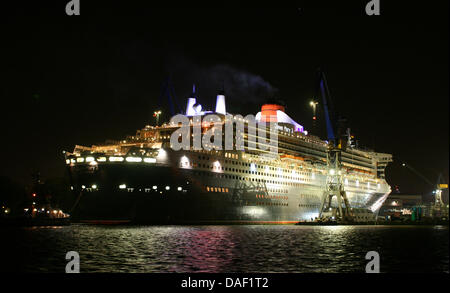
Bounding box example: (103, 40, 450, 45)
(2, 225, 448, 273)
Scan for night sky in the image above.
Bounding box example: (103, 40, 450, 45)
(1, 1, 448, 201)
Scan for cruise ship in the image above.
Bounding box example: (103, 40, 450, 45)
(64, 87, 393, 224)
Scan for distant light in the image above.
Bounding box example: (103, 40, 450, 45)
(32, 193, 36, 197)
(76, 158, 85, 163)
(91, 184, 97, 189)
(89, 161, 98, 166)
(402, 163, 406, 167)
(41, 208, 45, 211)
(329, 169, 335, 175)
(177, 187, 182, 191)
(97, 157, 107, 162)
(81, 185, 86, 189)
(119, 184, 127, 189)
(144, 158, 156, 163)
(53, 210, 58, 214)
(165, 186, 170, 190)
(153, 186, 157, 190)
(33, 208, 37, 212)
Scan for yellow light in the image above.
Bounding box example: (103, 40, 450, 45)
(97, 157, 107, 162)
(76, 158, 85, 163)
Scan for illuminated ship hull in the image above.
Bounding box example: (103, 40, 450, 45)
(66, 92, 392, 224)
(67, 148, 391, 224)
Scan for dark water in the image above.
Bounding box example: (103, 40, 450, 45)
(1, 225, 448, 273)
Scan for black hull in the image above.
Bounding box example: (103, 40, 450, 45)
(68, 163, 303, 224)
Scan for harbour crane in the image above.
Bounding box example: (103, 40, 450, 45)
(401, 162, 448, 217)
(316, 70, 354, 222)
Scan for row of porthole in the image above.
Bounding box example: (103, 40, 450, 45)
(188, 165, 376, 188)
(190, 171, 317, 187)
(255, 202, 289, 207)
(256, 194, 288, 200)
(206, 186, 229, 193)
(192, 154, 319, 175)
